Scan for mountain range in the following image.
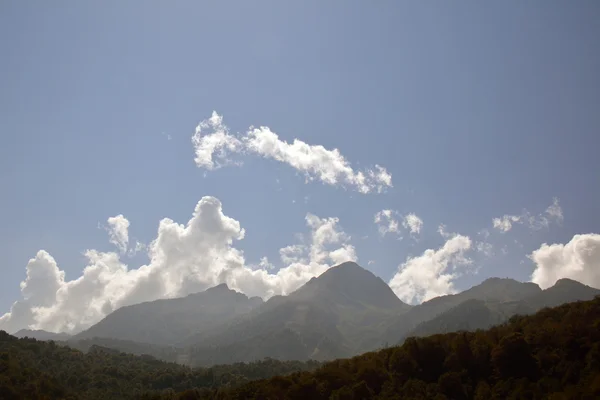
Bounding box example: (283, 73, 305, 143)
(16, 262, 600, 367)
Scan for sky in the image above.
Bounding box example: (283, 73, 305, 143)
(1, 1, 599, 334)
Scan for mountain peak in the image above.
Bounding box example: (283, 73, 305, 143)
(293, 262, 409, 310)
(206, 282, 231, 292)
(553, 278, 587, 288)
(330, 261, 362, 270)
(464, 277, 541, 302)
(318, 261, 374, 280)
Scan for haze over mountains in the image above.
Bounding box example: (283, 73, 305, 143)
(72, 283, 263, 346)
(13, 329, 71, 342)
(15, 262, 600, 367)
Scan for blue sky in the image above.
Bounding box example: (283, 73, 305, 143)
(1, 1, 599, 333)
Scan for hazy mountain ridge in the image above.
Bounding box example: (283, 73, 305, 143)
(186, 262, 409, 365)
(403, 277, 600, 341)
(14, 329, 72, 341)
(50, 262, 600, 367)
(382, 277, 542, 344)
(72, 283, 263, 346)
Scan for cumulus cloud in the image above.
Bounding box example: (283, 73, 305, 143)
(388, 234, 473, 304)
(106, 215, 130, 253)
(192, 112, 392, 193)
(375, 210, 422, 238)
(0, 197, 356, 334)
(492, 197, 563, 232)
(530, 233, 600, 289)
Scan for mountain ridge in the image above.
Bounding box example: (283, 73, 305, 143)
(14, 329, 71, 341)
(57, 262, 600, 367)
(72, 283, 263, 346)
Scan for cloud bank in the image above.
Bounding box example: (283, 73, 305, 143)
(0, 197, 356, 334)
(192, 111, 393, 194)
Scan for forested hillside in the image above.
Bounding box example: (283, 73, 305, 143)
(0, 332, 319, 400)
(145, 296, 600, 399)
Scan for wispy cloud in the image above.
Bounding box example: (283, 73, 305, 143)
(374, 210, 423, 238)
(191, 111, 393, 194)
(492, 197, 563, 232)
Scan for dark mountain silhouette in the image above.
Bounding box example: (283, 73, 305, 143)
(71, 284, 263, 346)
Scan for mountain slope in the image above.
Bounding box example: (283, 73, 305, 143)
(186, 262, 410, 366)
(408, 298, 505, 338)
(403, 278, 600, 341)
(523, 277, 600, 311)
(71, 284, 263, 346)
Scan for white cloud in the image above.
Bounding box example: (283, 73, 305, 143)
(0, 197, 356, 334)
(375, 210, 422, 238)
(374, 210, 400, 237)
(530, 233, 600, 289)
(388, 234, 473, 304)
(402, 213, 423, 235)
(106, 215, 130, 254)
(191, 111, 243, 170)
(191, 112, 392, 194)
(492, 214, 522, 232)
(492, 198, 563, 232)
